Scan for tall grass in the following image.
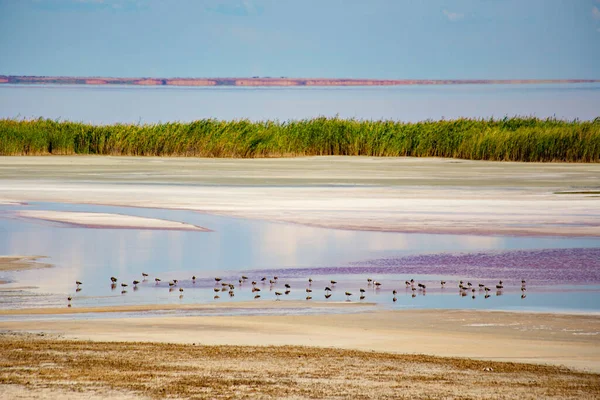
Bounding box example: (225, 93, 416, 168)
(1, 117, 599, 162)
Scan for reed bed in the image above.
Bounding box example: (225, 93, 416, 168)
(1, 117, 599, 161)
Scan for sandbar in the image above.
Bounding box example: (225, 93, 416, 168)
(16, 210, 210, 231)
(0, 255, 51, 272)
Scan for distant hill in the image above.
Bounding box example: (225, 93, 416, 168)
(1, 75, 598, 87)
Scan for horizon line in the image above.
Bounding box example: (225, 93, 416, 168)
(1, 75, 599, 87)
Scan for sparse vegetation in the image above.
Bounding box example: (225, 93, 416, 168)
(1, 333, 599, 399)
(1, 117, 599, 162)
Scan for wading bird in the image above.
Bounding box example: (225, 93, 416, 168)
(142, 272, 148, 278)
(306, 296, 312, 300)
(132, 280, 139, 286)
(110, 276, 117, 283)
(275, 292, 282, 300)
(254, 294, 261, 299)
(76, 281, 82, 287)
(325, 293, 332, 299)
(345, 291, 352, 300)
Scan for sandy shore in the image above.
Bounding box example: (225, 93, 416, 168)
(0, 255, 51, 272)
(1, 156, 599, 236)
(2, 309, 599, 373)
(3, 333, 598, 400)
(16, 210, 209, 231)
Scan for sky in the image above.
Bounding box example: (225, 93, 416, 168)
(0, 0, 599, 79)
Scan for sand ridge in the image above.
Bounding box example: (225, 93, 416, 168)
(16, 210, 210, 231)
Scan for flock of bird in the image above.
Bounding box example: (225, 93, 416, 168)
(66, 273, 528, 306)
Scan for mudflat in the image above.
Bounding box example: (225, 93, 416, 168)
(0, 156, 599, 236)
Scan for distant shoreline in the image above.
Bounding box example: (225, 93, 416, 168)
(1, 75, 599, 87)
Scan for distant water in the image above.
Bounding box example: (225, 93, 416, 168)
(1, 83, 599, 124)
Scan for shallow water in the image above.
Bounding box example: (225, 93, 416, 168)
(1, 83, 599, 123)
(1, 201, 599, 315)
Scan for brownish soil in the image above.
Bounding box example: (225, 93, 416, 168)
(1, 333, 599, 399)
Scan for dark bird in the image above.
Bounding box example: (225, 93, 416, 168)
(213, 287, 220, 292)
(393, 297, 397, 302)
(155, 278, 161, 283)
(192, 276, 196, 282)
(252, 287, 261, 293)
(214, 295, 220, 299)
(173, 279, 178, 284)
(441, 281, 446, 287)
(132, 280, 140, 286)
(496, 284, 503, 290)
(110, 276, 117, 283)
(306, 288, 312, 293)
(306, 296, 312, 300)
(345, 291, 352, 300)
(521, 294, 527, 299)
(252, 281, 257, 286)
(179, 288, 184, 293)
(254, 294, 261, 299)
(360, 295, 365, 300)
(76, 281, 82, 286)
(325, 287, 332, 292)
(121, 283, 128, 288)
(239, 279, 243, 284)
(285, 284, 291, 289)
(261, 277, 267, 282)
(273, 276, 278, 281)
(359, 288, 365, 293)
(215, 277, 222, 283)
(242, 275, 248, 280)
(285, 290, 291, 295)
(67, 296, 72, 302)
(331, 280, 337, 285)
(325, 293, 332, 299)
(275, 292, 282, 299)
(375, 282, 382, 287)
(308, 278, 313, 284)
(142, 272, 148, 278)
(169, 282, 175, 287)
(392, 290, 397, 295)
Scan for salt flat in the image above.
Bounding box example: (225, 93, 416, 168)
(1, 156, 599, 236)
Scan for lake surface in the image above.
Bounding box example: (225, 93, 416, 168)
(1, 201, 599, 316)
(1, 83, 599, 123)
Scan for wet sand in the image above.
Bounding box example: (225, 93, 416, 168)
(0, 256, 51, 272)
(1, 156, 599, 237)
(16, 210, 209, 231)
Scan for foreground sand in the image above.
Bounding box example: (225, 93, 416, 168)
(16, 210, 209, 231)
(1, 156, 599, 236)
(1, 332, 598, 400)
(2, 308, 599, 374)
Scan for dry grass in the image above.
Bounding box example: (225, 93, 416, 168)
(1, 333, 598, 399)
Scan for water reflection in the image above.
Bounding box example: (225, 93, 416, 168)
(1, 201, 600, 313)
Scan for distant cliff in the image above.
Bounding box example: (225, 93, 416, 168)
(1, 75, 598, 87)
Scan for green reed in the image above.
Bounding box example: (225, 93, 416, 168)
(1, 117, 599, 162)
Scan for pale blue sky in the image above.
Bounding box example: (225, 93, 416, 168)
(1, 0, 599, 79)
